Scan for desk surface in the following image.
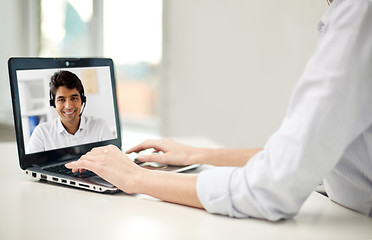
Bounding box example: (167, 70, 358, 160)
(0, 141, 371, 240)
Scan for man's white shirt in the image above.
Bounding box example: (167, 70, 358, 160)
(27, 115, 114, 154)
(196, 0, 372, 220)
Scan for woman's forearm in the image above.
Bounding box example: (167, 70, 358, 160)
(195, 148, 263, 166)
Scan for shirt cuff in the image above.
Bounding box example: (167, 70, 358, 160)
(196, 166, 237, 217)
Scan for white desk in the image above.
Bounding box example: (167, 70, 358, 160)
(0, 141, 371, 240)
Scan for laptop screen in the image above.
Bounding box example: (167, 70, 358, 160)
(8, 58, 121, 169)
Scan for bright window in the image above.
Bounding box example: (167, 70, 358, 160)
(39, 0, 162, 127)
(103, 0, 162, 122)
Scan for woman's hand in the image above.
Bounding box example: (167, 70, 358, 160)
(65, 145, 144, 194)
(126, 138, 263, 167)
(126, 139, 203, 166)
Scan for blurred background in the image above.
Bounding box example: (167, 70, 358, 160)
(0, 0, 326, 148)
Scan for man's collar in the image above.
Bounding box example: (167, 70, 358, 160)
(56, 117, 66, 134)
(57, 115, 86, 134)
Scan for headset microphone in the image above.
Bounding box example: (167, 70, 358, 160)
(79, 97, 87, 117)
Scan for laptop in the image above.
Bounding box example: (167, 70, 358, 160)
(8, 57, 199, 193)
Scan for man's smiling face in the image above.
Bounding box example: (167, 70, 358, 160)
(54, 86, 82, 127)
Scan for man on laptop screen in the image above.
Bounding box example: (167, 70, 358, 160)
(28, 70, 113, 153)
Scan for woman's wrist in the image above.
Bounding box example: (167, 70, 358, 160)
(119, 164, 149, 194)
(190, 147, 216, 165)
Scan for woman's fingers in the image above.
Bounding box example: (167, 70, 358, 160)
(136, 153, 167, 164)
(65, 146, 110, 172)
(125, 139, 167, 154)
(65, 158, 95, 173)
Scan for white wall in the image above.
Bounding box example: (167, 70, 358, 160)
(161, 0, 326, 148)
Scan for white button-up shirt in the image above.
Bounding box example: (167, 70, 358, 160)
(27, 115, 114, 154)
(197, 0, 372, 220)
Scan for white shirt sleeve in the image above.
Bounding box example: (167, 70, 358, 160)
(196, 0, 372, 221)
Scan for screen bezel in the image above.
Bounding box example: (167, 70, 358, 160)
(8, 57, 122, 169)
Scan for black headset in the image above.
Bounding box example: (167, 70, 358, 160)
(49, 90, 87, 116)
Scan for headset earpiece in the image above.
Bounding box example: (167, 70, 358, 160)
(49, 90, 55, 108)
(49, 99, 55, 107)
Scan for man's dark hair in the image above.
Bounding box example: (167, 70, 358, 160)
(49, 70, 85, 106)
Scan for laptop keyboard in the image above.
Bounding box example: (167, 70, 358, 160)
(44, 164, 96, 178)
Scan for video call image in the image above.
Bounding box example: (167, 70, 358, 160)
(17, 66, 117, 154)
